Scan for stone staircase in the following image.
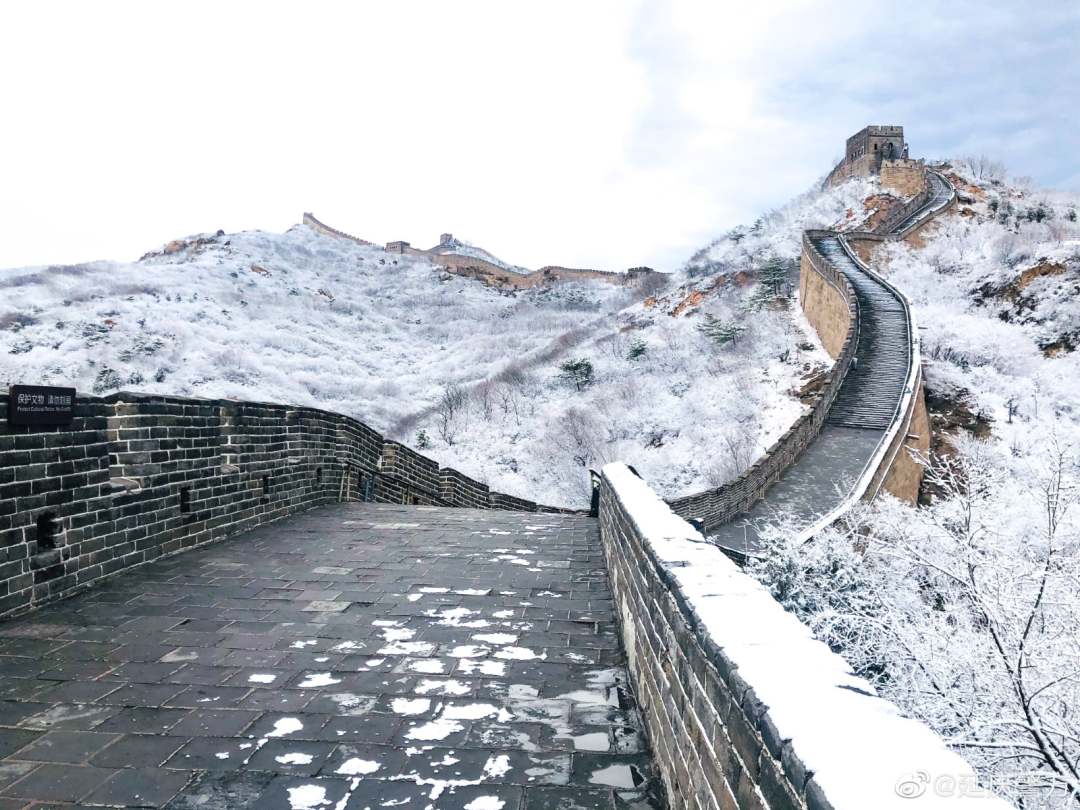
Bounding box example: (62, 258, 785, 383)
(890, 170, 955, 234)
(704, 170, 953, 555)
(814, 235, 910, 432)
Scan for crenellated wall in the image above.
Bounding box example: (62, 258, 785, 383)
(302, 212, 656, 290)
(798, 244, 854, 359)
(880, 159, 927, 197)
(0, 391, 571, 619)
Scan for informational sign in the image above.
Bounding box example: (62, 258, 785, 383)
(7, 385, 76, 426)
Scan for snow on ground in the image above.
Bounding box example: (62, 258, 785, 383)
(685, 174, 883, 277)
(433, 238, 530, 274)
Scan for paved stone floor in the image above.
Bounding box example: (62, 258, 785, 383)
(0, 503, 662, 809)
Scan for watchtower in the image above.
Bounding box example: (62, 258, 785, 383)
(845, 125, 907, 169)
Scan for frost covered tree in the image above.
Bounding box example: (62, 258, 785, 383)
(698, 314, 746, 347)
(961, 155, 1007, 183)
(751, 438, 1080, 806)
(435, 383, 470, 446)
(558, 358, 595, 392)
(758, 256, 790, 298)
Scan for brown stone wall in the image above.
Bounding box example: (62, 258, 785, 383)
(880, 160, 927, 197)
(844, 231, 886, 266)
(824, 153, 876, 188)
(432, 254, 627, 290)
(881, 378, 931, 503)
(302, 213, 375, 246)
(433, 254, 539, 289)
(798, 253, 850, 358)
(902, 193, 958, 248)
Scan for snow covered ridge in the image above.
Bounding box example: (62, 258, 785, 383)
(598, 462, 1012, 808)
(308, 211, 650, 288)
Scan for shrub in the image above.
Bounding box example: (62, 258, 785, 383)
(435, 383, 469, 445)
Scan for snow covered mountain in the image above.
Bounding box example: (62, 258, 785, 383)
(0, 193, 866, 507)
(5, 168, 1022, 511)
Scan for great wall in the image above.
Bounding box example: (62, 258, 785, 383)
(0, 128, 1009, 808)
(302, 212, 657, 290)
(667, 126, 953, 556)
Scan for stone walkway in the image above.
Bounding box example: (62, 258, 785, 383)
(0, 504, 661, 809)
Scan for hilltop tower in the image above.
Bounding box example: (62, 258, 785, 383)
(826, 125, 923, 194)
(844, 125, 906, 168)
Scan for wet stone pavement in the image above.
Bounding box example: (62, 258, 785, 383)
(0, 503, 662, 809)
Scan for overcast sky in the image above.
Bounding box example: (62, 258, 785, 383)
(1, 1, 1076, 272)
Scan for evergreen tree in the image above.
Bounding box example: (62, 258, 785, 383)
(759, 256, 789, 298)
(697, 314, 746, 347)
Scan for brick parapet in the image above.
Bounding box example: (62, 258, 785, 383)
(600, 463, 1012, 809)
(873, 184, 933, 236)
(301, 212, 375, 246)
(0, 391, 570, 618)
(439, 467, 490, 509)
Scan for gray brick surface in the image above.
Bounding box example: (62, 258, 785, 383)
(0, 502, 662, 808)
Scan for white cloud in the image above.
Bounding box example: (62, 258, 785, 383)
(0, 0, 1076, 272)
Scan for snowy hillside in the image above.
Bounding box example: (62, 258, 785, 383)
(0, 227, 628, 427)
(432, 237, 529, 274)
(0, 170, 893, 508)
(684, 174, 884, 276)
(0, 212, 840, 507)
(748, 164, 1080, 808)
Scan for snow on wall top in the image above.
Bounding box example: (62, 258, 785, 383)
(601, 461, 1012, 808)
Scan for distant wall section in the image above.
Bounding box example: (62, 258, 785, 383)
(301, 214, 659, 290)
(302, 213, 375, 246)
